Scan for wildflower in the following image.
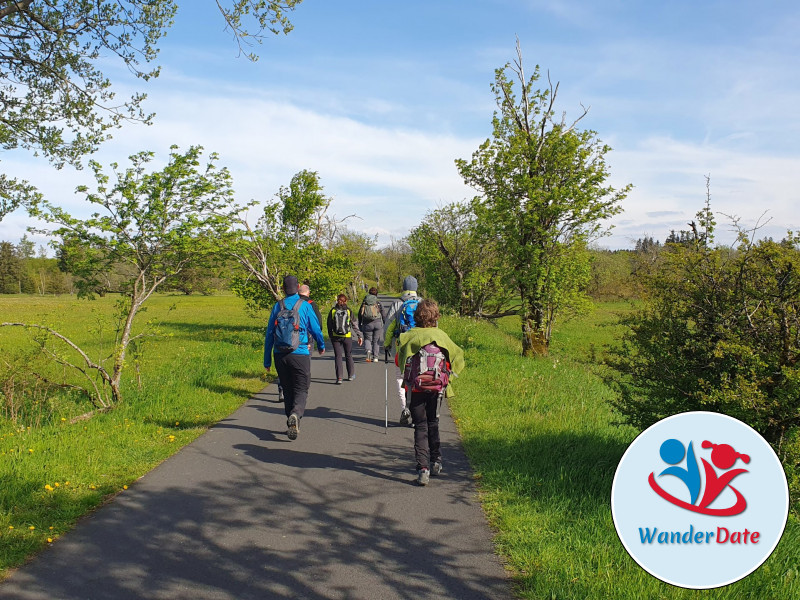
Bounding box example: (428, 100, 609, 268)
(28, 449, 33, 453)
(64, 481, 70, 486)
(49, 526, 54, 530)
(175, 422, 180, 426)
(61, 418, 66, 422)
(123, 485, 128, 490)
(47, 538, 53, 543)
(54, 482, 60, 487)
(8, 526, 13, 530)
(89, 485, 96, 490)
(44, 485, 54, 492)
(29, 526, 35, 531)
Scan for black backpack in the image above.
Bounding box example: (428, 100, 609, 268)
(333, 306, 351, 336)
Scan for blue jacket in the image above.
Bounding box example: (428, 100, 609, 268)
(264, 294, 326, 368)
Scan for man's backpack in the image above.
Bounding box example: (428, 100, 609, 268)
(273, 298, 305, 353)
(403, 342, 450, 394)
(333, 306, 351, 336)
(396, 296, 420, 334)
(360, 295, 381, 323)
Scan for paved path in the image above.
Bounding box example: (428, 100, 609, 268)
(0, 298, 511, 600)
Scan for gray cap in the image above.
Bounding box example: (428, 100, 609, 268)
(402, 275, 418, 291)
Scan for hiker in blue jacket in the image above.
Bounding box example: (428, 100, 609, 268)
(264, 275, 326, 440)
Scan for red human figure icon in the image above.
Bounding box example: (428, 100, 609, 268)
(698, 441, 750, 513)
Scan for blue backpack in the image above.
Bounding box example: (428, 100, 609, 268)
(273, 298, 305, 353)
(396, 297, 420, 335)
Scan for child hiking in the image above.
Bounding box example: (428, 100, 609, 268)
(384, 275, 422, 425)
(327, 294, 363, 384)
(396, 299, 464, 486)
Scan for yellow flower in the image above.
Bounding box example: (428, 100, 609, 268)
(89, 485, 96, 490)
(64, 481, 70, 486)
(175, 421, 180, 426)
(61, 418, 66, 422)
(123, 485, 128, 490)
(47, 538, 53, 543)
(8, 526, 13, 530)
(29, 526, 35, 531)
(54, 482, 60, 487)
(28, 449, 33, 453)
(44, 485, 54, 492)
(49, 526, 54, 530)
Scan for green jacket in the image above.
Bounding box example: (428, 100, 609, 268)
(397, 326, 465, 398)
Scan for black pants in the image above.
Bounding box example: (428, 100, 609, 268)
(274, 352, 311, 419)
(331, 337, 354, 380)
(409, 391, 441, 470)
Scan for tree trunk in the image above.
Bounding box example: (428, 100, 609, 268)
(521, 307, 548, 357)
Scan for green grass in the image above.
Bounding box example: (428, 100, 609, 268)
(442, 303, 800, 599)
(0, 293, 267, 575)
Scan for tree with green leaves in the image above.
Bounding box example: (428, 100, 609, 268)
(0, 1, 303, 220)
(2, 145, 240, 408)
(456, 42, 629, 356)
(609, 201, 800, 501)
(229, 169, 354, 311)
(408, 201, 512, 317)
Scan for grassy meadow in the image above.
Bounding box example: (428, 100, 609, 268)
(1, 294, 797, 598)
(0, 293, 267, 575)
(441, 304, 799, 599)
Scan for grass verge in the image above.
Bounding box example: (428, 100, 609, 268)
(0, 294, 267, 576)
(441, 303, 800, 599)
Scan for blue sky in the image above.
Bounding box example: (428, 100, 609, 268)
(2, 0, 799, 249)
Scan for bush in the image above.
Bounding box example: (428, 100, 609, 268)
(608, 222, 800, 513)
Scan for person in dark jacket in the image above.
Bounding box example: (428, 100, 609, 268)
(264, 275, 326, 440)
(326, 293, 363, 384)
(358, 286, 386, 363)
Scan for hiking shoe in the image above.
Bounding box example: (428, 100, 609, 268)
(287, 414, 299, 440)
(347, 374, 356, 381)
(417, 468, 430, 486)
(336, 378, 343, 384)
(399, 408, 411, 426)
(366, 351, 372, 362)
(431, 461, 443, 476)
(277, 388, 284, 402)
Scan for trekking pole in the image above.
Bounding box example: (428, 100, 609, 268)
(384, 348, 389, 434)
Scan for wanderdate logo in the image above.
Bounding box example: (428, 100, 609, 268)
(611, 412, 789, 589)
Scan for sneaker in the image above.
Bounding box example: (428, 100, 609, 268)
(287, 414, 299, 440)
(417, 468, 430, 486)
(431, 461, 443, 476)
(399, 408, 411, 426)
(277, 387, 284, 402)
(347, 374, 356, 381)
(336, 378, 343, 384)
(366, 351, 372, 362)
(372, 357, 380, 363)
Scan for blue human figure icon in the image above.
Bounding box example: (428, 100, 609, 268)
(658, 438, 701, 505)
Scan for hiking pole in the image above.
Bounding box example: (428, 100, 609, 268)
(384, 348, 389, 434)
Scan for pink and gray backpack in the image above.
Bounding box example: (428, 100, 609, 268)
(403, 342, 451, 394)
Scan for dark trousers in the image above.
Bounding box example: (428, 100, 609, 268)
(361, 320, 383, 357)
(331, 337, 354, 379)
(274, 352, 311, 419)
(409, 391, 441, 470)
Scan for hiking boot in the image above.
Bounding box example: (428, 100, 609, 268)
(431, 461, 443, 476)
(348, 374, 356, 381)
(399, 408, 411, 426)
(417, 468, 430, 486)
(287, 414, 299, 440)
(336, 378, 343, 384)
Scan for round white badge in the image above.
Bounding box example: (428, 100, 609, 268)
(611, 411, 789, 589)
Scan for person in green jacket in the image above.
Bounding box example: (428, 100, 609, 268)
(397, 299, 465, 486)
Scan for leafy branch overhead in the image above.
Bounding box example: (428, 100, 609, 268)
(0, 1, 304, 219)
